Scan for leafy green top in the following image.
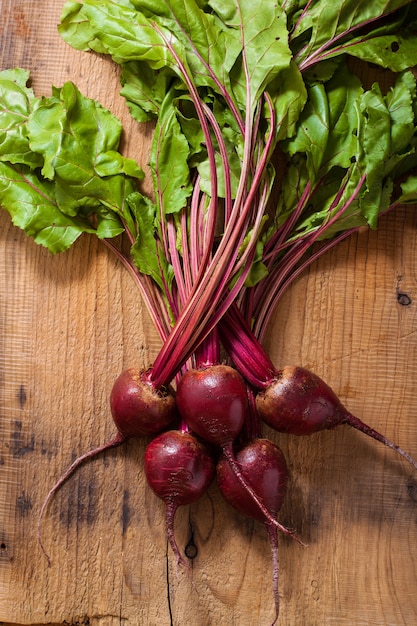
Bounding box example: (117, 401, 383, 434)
(1, 0, 417, 382)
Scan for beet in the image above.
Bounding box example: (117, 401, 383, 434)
(256, 366, 343, 435)
(217, 438, 289, 626)
(257, 366, 417, 470)
(217, 438, 289, 520)
(144, 429, 216, 568)
(175, 363, 247, 447)
(110, 367, 177, 437)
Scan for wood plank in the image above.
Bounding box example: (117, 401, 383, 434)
(1, 2, 417, 625)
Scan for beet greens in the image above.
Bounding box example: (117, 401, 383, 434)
(1, 0, 417, 622)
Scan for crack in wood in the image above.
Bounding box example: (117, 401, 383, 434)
(166, 549, 174, 626)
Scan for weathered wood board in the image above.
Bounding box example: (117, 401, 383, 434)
(1, 2, 417, 625)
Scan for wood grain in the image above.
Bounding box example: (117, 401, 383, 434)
(1, 2, 417, 625)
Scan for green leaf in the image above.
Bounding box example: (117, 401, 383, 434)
(210, 0, 292, 112)
(385, 71, 416, 158)
(94, 206, 128, 239)
(95, 150, 144, 178)
(129, 191, 174, 290)
(276, 65, 417, 244)
(176, 102, 206, 161)
(341, 31, 417, 71)
(284, 66, 363, 181)
(286, 83, 331, 181)
(0, 71, 151, 254)
(398, 175, 417, 203)
(60, 0, 294, 118)
(356, 72, 417, 220)
(130, 0, 241, 95)
(0, 69, 43, 169)
(27, 81, 142, 217)
(0, 162, 94, 252)
(150, 93, 193, 215)
(358, 86, 392, 183)
(27, 96, 66, 179)
(60, 0, 177, 69)
(275, 155, 310, 228)
(268, 62, 308, 141)
(120, 61, 177, 121)
(292, 0, 416, 72)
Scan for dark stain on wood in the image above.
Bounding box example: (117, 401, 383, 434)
(16, 491, 33, 516)
(11, 7, 31, 38)
(17, 384, 27, 408)
(10, 419, 35, 458)
(59, 470, 99, 529)
(406, 478, 417, 504)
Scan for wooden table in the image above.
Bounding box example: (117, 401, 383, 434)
(1, 2, 417, 625)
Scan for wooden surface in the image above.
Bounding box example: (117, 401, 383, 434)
(1, 2, 417, 625)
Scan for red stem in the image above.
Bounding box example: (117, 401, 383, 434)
(239, 386, 263, 443)
(194, 327, 221, 369)
(165, 500, 190, 571)
(150, 98, 277, 388)
(220, 304, 277, 389)
(266, 523, 280, 626)
(251, 171, 367, 340)
(342, 411, 417, 471)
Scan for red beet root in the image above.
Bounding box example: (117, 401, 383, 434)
(256, 366, 344, 435)
(217, 438, 289, 626)
(257, 366, 417, 470)
(110, 367, 177, 437)
(176, 364, 247, 446)
(144, 429, 215, 568)
(217, 438, 289, 521)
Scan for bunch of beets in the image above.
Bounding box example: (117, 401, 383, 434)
(1, 1, 417, 623)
